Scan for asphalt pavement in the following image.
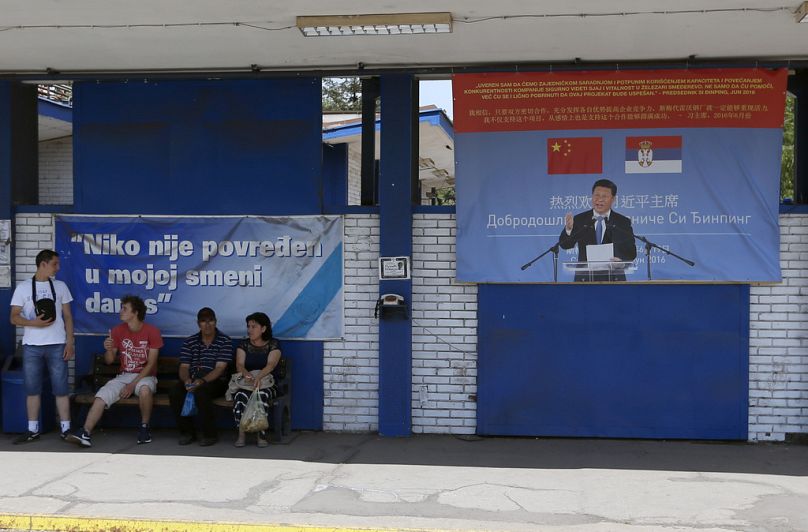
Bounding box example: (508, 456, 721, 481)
(1, 429, 807, 531)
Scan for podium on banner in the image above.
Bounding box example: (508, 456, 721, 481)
(563, 260, 637, 282)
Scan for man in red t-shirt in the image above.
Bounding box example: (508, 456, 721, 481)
(67, 295, 163, 448)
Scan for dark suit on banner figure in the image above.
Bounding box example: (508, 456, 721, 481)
(559, 178, 637, 282)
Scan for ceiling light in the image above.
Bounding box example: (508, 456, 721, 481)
(796, 1, 808, 22)
(296, 13, 452, 37)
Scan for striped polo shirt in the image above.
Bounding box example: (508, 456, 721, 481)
(179, 330, 233, 381)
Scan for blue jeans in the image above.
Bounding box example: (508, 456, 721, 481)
(23, 344, 69, 397)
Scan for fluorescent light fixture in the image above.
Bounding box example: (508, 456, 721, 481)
(797, 1, 808, 22)
(297, 12, 452, 37)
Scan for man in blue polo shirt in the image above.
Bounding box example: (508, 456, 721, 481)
(169, 307, 233, 446)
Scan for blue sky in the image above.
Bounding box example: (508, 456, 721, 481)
(419, 79, 453, 120)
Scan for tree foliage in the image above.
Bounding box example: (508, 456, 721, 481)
(322, 78, 362, 112)
(781, 95, 795, 200)
(432, 186, 456, 206)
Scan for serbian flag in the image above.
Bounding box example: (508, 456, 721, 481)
(625, 136, 682, 173)
(547, 137, 602, 174)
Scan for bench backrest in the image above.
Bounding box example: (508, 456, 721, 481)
(92, 355, 181, 395)
(275, 357, 291, 397)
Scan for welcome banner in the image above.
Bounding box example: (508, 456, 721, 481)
(453, 68, 787, 282)
(55, 215, 343, 339)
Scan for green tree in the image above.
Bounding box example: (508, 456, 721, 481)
(322, 78, 362, 112)
(781, 95, 795, 200)
(433, 186, 456, 206)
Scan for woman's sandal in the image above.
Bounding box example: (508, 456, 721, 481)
(257, 431, 269, 448)
(234, 435, 246, 448)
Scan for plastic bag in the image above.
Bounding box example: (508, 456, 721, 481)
(239, 389, 268, 433)
(180, 392, 197, 417)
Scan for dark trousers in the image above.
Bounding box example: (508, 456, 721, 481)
(169, 379, 227, 439)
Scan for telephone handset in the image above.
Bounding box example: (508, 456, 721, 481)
(381, 293, 403, 305)
(374, 293, 407, 318)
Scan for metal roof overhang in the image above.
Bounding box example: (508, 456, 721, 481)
(2, 1, 808, 78)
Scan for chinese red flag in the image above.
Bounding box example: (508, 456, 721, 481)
(547, 137, 602, 174)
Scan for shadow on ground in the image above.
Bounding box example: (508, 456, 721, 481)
(2, 429, 807, 477)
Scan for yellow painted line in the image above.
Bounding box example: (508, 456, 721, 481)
(0, 514, 444, 532)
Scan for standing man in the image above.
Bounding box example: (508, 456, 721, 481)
(169, 307, 232, 446)
(9, 249, 75, 443)
(66, 295, 162, 447)
(559, 178, 637, 281)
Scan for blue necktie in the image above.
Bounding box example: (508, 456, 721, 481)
(595, 216, 604, 245)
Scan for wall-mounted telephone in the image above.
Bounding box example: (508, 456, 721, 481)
(381, 293, 403, 306)
(375, 293, 407, 319)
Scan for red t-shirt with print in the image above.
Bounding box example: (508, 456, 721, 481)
(111, 322, 163, 375)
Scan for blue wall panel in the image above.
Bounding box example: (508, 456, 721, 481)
(377, 75, 415, 436)
(0, 83, 15, 361)
(1, 83, 38, 362)
(73, 79, 322, 215)
(70, 79, 324, 429)
(322, 143, 348, 213)
(281, 341, 324, 430)
(478, 284, 749, 440)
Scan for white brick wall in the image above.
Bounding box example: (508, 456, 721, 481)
(322, 214, 380, 431)
(321, 214, 478, 434)
(13, 213, 55, 284)
(748, 213, 808, 441)
(12, 206, 807, 440)
(411, 214, 478, 434)
(38, 137, 73, 205)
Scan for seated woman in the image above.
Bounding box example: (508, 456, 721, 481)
(232, 312, 281, 447)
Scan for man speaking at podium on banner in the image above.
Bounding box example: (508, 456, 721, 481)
(559, 178, 637, 282)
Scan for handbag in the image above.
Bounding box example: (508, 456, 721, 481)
(180, 392, 197, 416)
(239, 388, 269, 433)
(32, 277, 57, 322)
(225, 370, 275, 401)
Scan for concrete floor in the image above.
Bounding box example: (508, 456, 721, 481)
(1, 429, 807, 531)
